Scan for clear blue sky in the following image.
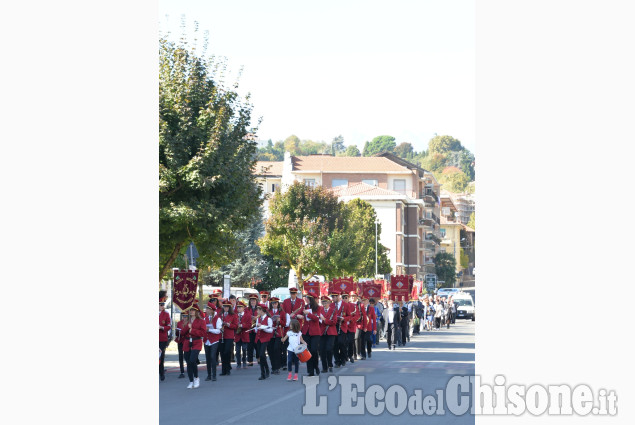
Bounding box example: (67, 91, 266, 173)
(159, 0, 475, 154)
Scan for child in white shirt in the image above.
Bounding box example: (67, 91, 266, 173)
(281, 319, 306, 381)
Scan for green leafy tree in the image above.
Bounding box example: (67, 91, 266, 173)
(420, 152, 447, 173)
(467, 212, 475, 230)
(394, 142, 414, 159)
(201, 209, 266, 287)
(460, 247, 469, 269)
(330, 135, 345, 155)
(258, 181, 343, 289)
(362, 135, 396, 156)
(438, 169, 471, 193)
(159, 37, 263, 281)
(328, 199, 391, 278)
(428, 135, 463, 154)
(434, 252, 457, 288)
(283, 135, 301, 155)
(343, 145, 361, 157)
(259, 254, 290, 292)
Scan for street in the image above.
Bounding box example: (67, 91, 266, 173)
(160, 320, 475, 424)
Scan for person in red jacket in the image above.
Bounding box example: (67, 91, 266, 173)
(268, 297, 287, 375)
(354, 293, 367, 361)
(359, 296, 377, 359)
(331, 289, 348, 368)
(219, 299, 238, 376)
(234, 301, 251, 369)
(246, 294, 259, 366)
(319, 295, 338, 373)
(183, 303, 206, 389)
(203, 302, 223, 381)
(175, 312, 189, 378)
(159, 291, 171, 381)
(254, 304, 273, 380)
(342, 292, 359, 364)
(259, 291, 270, 309)
(302, 294, 323, 377)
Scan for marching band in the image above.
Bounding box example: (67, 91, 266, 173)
(161, 288, 385, 388)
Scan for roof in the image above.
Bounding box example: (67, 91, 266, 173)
(254, 161, 283, 176)
(328, 182, 406, 198)
(291, 155, 410, 173)
(440, 216, 462, 226)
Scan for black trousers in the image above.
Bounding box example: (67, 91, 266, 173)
(346, 331, 355, 360)
(177, 343, 185, 373)
(435, 316, 441, 328)
(185, 349, 200, 382)
(159, 341, 168, 376)
(219, 339, 234, 374)
(257, 341, 269, 377)
(235, 340, 247, 366)
(385, 323, 396, 347)
(305, 334, 321, 376)
(400, 322, 408, 345)
(281, 337, 288, 369)
(354, 328, 362, 357)
(248, 331, 257, 363)
(204, 343, 219, 378)
(366, 330, 373, 355)
(357, 330, 369, 358)
(268, 337, 282, 371)
(333, 333, 344, 366)
(319, 334, 335, 370)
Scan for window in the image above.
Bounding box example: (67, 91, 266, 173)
(393, 179, 406, 194)
(440, 229, 446, 237)
(332, 179, 348, 187)
(272, 183, 279, 192)
(304, 179, 316, 187)
(362, 179, 378, 186)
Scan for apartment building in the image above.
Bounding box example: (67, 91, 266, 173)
(255, 152, 442, 280)
(453, 192, 475, 225)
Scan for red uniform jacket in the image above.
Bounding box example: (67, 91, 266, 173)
(236, 311, 252, 343)
(182, 318, 206, 351)
(304, 307, 324, 336)
(255, 315, 273, 344)
(355, 302, 368, 331)
(159, 310, 171, 342)
(334, 301, 349, 334)
(175, 319, 187, 344)
(321, 303, 338, 336)
(220, 312, 239, 340)
(364, 304, 377, 332)
(204, 314, 223, 345)
(344, 302, 360, 333)
(282, 297, 303, 322)
(269, 308, 287, 338)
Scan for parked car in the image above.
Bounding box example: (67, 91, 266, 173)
(452, 293, 475, 321)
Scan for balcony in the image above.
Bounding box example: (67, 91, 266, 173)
(423, 256, 435, 265)
(425, 233, 441, 245)
(422, 188, 439, 203)
(431, 213, 440, 224)
(418, 218, 435, 227)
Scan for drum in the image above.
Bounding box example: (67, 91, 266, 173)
(295, 343, 312, 363)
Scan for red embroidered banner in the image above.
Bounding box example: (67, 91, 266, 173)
(304, 280, 320, 298)
(360, 281, 382, 299)
(390, 275, 410, 301)
(336, 276, 355, 295)
(320, 282, 330, 297)
(173, 270, 199, 311)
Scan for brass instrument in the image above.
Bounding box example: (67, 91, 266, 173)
(236, 313, 243, 335)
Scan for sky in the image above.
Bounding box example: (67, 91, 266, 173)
(159, 0, 475, 154)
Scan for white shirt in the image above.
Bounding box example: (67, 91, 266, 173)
(387, 308, 395, 324)
(205, 316, 223, 345)
(286, 330, 302, 352)
(258, 316, 274, 333)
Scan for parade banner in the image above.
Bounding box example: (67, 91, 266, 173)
(390, 274, 410, 301)
(320, 282, 330, 297)
(411, 280, 422, 300)
(173, 270, 199, 311)
(360, 281, 382, 300)
(304, 280, 320, 298)
(335, 276, 355, 295)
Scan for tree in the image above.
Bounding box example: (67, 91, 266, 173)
(330, 135, 345, 155)
(420, 152, 447, 173)
(259, 254, 290, 292)
(437, 169, 471, 193)
(201, 209, 267, 287)
(283, 135, 301, 155)
(460, 247, 469, 269)
(467, 212, 475, 230)
(342, 145, 361, 157)
(258, 181, 343, 289)
(394, 142, 414, 159)
(434, 252, 457, 288)
(362, 135, 396, 156)
(428, 135, 462, 154)
(159, 36, 262, 281)
(328, 199, 391, 278)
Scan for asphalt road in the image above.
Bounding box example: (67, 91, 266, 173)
(160, 320, 475, 424)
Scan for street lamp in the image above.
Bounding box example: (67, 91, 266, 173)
(375, 219, 380, 276)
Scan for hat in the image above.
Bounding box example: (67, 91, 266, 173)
(221, 299, 232, 307)
(302, 290, 309, 297)
(349, 291, 358, 297)
(259, 291, 269, 297)
(236, 301, 246, 308)
(210, 290, 222, 299)
(320, 295, 331, 302)
(341, 293, 349, 298)
(159, 290, 167, 303)
(269, 297, 280, 303)
(329, 289, 341, 296)
(289, 287, 299, 293)
(206, 302, 215, 310)
(248, 293, 259, 300)
(257, 303, 268, 312)
(188, 303, 201, 313)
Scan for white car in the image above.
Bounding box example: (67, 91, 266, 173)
(437, 288, 460, 297)
(452, 293, 475, 321)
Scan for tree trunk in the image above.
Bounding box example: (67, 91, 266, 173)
(159, 241, 184, 282)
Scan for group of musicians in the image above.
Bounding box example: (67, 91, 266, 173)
(160, 287, 379, 388)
